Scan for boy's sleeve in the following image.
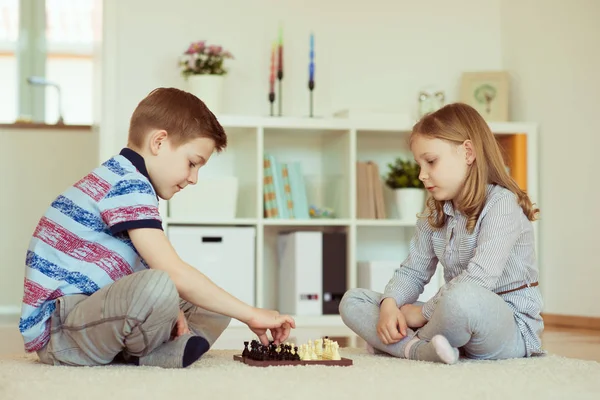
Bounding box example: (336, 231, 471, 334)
(98, 175, 163, 235)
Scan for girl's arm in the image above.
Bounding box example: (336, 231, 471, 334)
(381, 216, 439, 308)
(420, 193, 523, 320)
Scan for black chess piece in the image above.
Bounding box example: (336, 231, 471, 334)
(293, 346, 300, 361)
(242, 341, 250, 358)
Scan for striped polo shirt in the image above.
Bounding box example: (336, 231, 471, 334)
(19, 148, 163, 352)
(383, 184, 544, 356)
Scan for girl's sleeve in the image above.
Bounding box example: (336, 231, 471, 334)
(381, 216, 439, 307)
(420, 193, 522, 320)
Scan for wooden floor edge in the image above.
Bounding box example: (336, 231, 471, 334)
(542, 313, 600, 331)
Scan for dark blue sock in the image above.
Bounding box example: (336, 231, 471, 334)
(182, 336, 210, 367)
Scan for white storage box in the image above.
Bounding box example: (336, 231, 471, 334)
(358, 261, 442, 302)
(277, 231, 323, 316)
(168, 226, 256, 306)
(169, 176, 238, 220)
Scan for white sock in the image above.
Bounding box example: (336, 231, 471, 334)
(405, 335, 459, 365)
(431, 335, 459, 365)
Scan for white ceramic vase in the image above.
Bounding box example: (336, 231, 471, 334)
(187, 74, 225, 114)
(394, 188, 426, 220)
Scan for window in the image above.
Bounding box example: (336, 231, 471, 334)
(45, 0, 94, 124)
(0, 0, 18, 123)
(0, 0, 95, 125)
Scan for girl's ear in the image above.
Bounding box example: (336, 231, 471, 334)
(463, 140, 475, 165)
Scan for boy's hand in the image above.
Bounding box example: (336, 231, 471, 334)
(377, 298, 408, 345)
(246, 308, 296, 345)
(171, 309, 191, 339)
(400, 304, 428, 329)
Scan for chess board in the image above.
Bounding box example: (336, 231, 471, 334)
(233, 354, 353, 367)
(234, 338, 353, 367)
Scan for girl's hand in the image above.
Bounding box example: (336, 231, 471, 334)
(377, 298, 408, 344)
(400, 304, 428, 328)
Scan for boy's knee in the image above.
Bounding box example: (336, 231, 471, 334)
(130, 270, 179, 319)
(212, 315, 231, 339)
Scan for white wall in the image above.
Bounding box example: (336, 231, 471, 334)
(501, 0, 600, 317)
(3, 0, 597, 320)
(0, 127, 99, 311)
(100, 0, 503, 158)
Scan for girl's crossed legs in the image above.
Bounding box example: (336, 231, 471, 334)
(339, 282, 526, 363)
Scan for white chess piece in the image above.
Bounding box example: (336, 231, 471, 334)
(322, 342, 332, 360)
(315, 339, 323, 357)
(332, 342, 341, 360)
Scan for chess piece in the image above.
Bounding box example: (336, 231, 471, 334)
(242, 341, 250, 358)
(315, 338, 323, 357)
(331, 342, 341, 360)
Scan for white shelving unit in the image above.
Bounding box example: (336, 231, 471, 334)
(160, 115, 539, 328)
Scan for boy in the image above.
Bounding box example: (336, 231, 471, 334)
(19, 87, 295, 368)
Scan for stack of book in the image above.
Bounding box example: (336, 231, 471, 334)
(356, 161, 387, 219)
(263, 154, 310, 219)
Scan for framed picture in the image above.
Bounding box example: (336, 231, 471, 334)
(459, 71, 509, 121)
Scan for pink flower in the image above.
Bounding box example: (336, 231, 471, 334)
(185, 40, 206, 54)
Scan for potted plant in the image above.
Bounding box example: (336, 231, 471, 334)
(179, 41, 234, 114)
(384, 158, 425, 220)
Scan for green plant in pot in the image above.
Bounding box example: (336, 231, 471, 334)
(384, 158, 425, 220)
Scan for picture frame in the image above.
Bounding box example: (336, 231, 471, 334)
(459, 71, 509, 121)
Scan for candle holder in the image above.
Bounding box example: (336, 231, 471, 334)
(269, 91, 275, 117)
(277, 70, 283, 117)
(308, 80, 315, 118)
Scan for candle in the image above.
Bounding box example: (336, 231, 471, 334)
(278, 25, 283, 79)
(269, 41, 276, 93)
(309, 32, 315, 82)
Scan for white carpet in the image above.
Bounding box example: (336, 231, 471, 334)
(1, 348, 599, 400)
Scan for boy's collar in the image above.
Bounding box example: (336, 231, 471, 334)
(119, 148, 150, 180)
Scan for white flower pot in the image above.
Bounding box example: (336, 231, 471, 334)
(394, 188, 426, 221)
(187, 74, 225, 115)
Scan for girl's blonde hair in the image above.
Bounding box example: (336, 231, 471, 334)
(411, 103, 539, 232)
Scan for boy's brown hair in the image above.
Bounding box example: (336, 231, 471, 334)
(128, 87, 227, 152)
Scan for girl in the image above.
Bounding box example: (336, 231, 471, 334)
(339, 103, 544, 364)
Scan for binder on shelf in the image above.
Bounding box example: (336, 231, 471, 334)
(322, 232, 347, 315)
(277, 231, 323, 315)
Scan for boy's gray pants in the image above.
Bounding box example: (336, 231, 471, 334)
(37, 269, 231, 366)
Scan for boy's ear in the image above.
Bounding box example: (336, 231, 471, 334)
(149, 130, 168, 155)
(463, 140, 475, 165)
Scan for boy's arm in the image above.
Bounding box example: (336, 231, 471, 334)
(128, 227, 295, 338)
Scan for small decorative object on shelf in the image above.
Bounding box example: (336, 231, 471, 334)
(384, 158, 425, 220)
(277, 25, 284, 116)
(268, 42, 276, 116)
(308, 31, 315, 118)
(418, 87, 445, 118)
(179, 40, 234, 114)
(309, 205, 335, 219)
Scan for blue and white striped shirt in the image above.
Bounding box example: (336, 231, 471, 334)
(383, 184, 544, 356)
(19, 148, 163, 352)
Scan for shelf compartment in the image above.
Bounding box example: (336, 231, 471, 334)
(356, 130, 418, 220)
(167, 126, 259, 220)
(261, 225, 349, 310)
(263, 218, 351, 227)
(263, 128, 351, 220)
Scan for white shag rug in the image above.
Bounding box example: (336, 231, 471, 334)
(1, 348, 599, 400)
